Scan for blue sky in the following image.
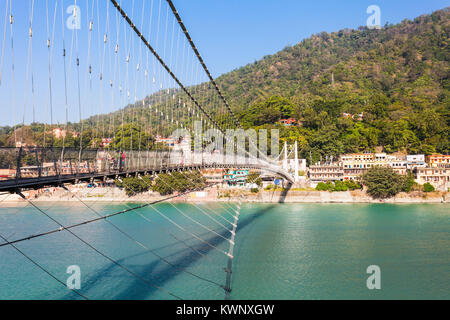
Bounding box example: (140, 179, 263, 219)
(0, 0, 448, 127)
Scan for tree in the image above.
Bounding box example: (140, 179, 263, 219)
(423, 183, 435, 193)
(115, 176, 152, 197)
(112, 124, 153, 151)
(239, 95, 294, 127)
(400, 172, 417, 193)
(333, 181, 348, 192)
(361, 166, 405, 199)
(151, 171, 206, 196)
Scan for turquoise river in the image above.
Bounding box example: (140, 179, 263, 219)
(0, 202, 448, 300)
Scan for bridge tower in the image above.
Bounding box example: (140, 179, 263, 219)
(283, 141, 288, 171)
(294, 141, 299, 183)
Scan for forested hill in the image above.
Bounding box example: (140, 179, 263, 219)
(221, 7, 449, 113)
(218, 7, 449, 159)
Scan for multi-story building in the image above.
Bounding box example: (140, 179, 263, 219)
(415, 165, 450, 191)
(340, 153, 407, 180)
(307, 152, 449, 190)
(341, 153, 374, 180)
(427, 154, 450, 167)
(406, 155, 427, 170)
(19, 164, 54, 178)
(155, 136, 176, 147)
(340, 153, 375, 165)
(309, 163, 344, 184)
(202, 169, 225, 184)
(387, 159, 408, 175)
(223, 169, 249, 187)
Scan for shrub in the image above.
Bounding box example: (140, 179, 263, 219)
(250, 188, 259, 193)
(316, 182, 331, 191)
(344, 180, 362, 190)
(423, 183, 435, 193)
(333, 181, 348, 192)
(316, 180, 361, 192)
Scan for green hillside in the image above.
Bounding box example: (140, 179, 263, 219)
(1, 8, 448, 161)
(218, 8, 449, 160)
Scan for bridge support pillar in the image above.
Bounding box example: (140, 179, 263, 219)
(294, 141, 299, 183)
(283, 141, 288, 171)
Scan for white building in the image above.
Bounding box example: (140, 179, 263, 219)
(406, 154, 426, 170)
(415, 165, 450, 191)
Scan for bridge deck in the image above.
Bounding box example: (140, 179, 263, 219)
(0, 163, 292, 193)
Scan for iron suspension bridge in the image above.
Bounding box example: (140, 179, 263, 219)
(0, 0, 294, 300)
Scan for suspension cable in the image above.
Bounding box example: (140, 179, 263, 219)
(65, 189, 225, 288)
(69, 186, 224, 268)
(0, 182, 219, 249)
(0, 232, 89, 300)
(109, 0, 225, 135)
(0, 0, 9, 87)
(165, 0, 241, 129)
(15, 193, 183, 300)
(150, 172, 236, 230)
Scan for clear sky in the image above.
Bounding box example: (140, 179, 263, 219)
(0, 0, 448, 127)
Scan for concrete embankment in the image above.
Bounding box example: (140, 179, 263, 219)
(247, 190, 447, 204)
(0, 187, 447, 204)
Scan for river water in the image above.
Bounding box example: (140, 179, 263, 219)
(0, 202, 448, 300)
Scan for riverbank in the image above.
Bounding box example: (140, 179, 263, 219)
(0, 186, 447, 204)
(249, 190, 447, 203)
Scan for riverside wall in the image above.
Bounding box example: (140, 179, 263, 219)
(0, 187, 447, 204)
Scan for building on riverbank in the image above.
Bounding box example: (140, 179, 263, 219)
(427, 154, 450, 167)
(307, 152, 448, 191)
(223, 169, 249, 187)
(309, 162, 343, 184)
(406, 154, 427, 170)
(341, 153, 375, 180)
(414, 164, 450, 191)
(340, 153, 408, 180)
(201, 168, 225, 184)
(307, 152, 411, 183)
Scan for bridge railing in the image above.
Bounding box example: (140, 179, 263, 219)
(0, 147, 191, 184)
(0, 147, 100, 181)
(0, 147, 293, 187)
